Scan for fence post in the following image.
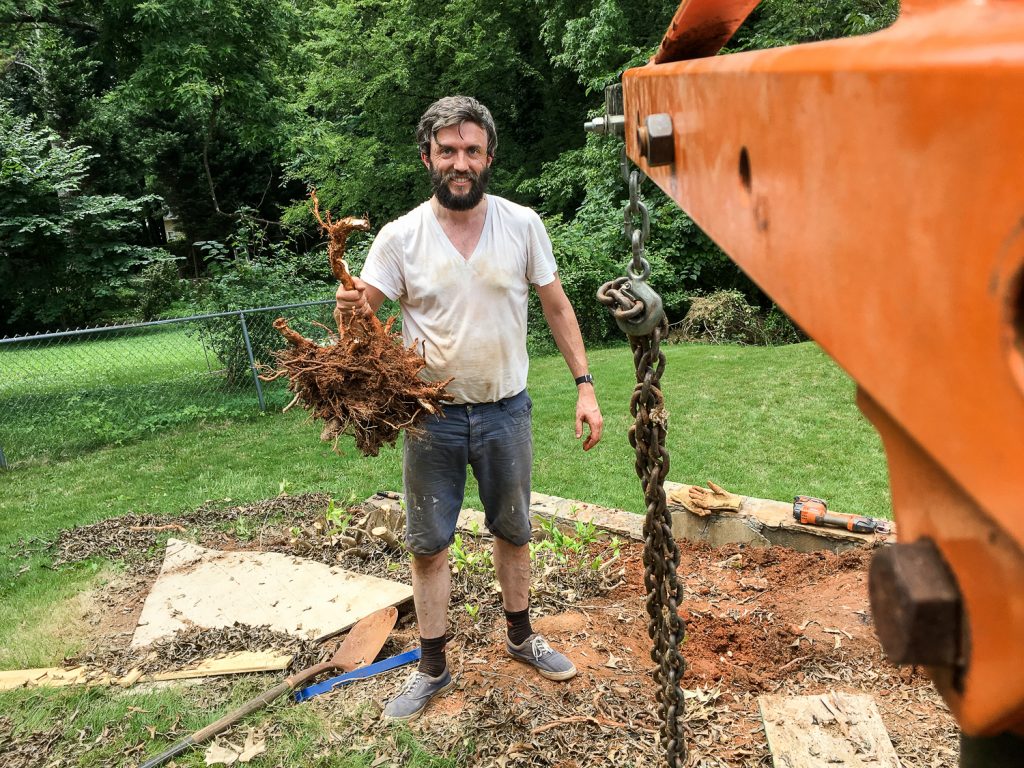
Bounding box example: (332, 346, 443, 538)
(238, 311, 266, 412)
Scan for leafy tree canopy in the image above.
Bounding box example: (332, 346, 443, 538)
(1, 0, 900, 336)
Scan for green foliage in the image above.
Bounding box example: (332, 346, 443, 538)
(450, 533, 493, 576)
(121, 258, 186, 321)
(0, 106, 170, 332)
(324, 497, 352, 536)
(676, 290, 804, 346)
(532, 516, 601, 564)
(284, 0, 597, 225)
(188, 216, 338, 383)
(730, 0, 899, 50)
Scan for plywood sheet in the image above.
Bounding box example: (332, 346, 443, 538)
(131, 539, 412, 647)
(759, 692, 900, 767)
(0, 650, 292, 690)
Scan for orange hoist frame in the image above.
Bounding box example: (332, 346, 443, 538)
(621, 0, 1024, 738)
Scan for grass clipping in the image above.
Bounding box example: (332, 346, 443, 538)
(264, 192, 452, 456)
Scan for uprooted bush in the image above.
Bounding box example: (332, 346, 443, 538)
(674, 290, 805, 346)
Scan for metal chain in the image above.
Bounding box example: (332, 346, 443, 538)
(631, 320, 686, 767)
(597, 167, 686, 767)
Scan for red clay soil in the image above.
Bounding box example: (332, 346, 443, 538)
(71, 519, 957, 767)
(328, 538, 958, 767)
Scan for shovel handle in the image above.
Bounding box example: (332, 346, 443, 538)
(137, 681, 291, 768)
(138, 736, 196, 768)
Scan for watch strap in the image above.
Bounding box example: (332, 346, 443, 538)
(574, 374, 594, 387)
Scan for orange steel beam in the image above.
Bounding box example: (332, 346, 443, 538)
(623, 0, 1024, 736)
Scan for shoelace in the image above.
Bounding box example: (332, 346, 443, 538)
(530, 635, 553, 659)
(398, 670, 427, 695)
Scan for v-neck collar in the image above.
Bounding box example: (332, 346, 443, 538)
(426, 195, 491, 263)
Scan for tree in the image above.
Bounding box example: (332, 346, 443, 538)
(0, 107, 168, 331)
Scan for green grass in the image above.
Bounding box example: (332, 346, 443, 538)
(0, 340, 888, 657)
(0, 340, 889, 765)
(0, 312, 331, 465)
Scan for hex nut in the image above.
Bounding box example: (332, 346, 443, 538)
(642, 113, 675, 167)
(868, 539, 961, 666)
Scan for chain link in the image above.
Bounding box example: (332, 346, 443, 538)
(596, 163, 686, 767)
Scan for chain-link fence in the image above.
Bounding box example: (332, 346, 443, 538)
(0, 300, 336, 468)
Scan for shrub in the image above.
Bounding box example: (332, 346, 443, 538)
(187, 216, 341, 385)
(675, 290, 804, 346)
(127, 259, 186, 321)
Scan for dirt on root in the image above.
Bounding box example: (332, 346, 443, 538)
(4, 496, 959, 768)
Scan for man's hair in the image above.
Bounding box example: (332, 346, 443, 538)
(417, 96, 497, 159)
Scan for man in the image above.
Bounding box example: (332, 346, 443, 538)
(336, 95, 603, 721)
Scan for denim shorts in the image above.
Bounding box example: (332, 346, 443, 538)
(403, 389, 533, 556)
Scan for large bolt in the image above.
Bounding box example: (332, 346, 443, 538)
(583, 83, 625, 137)
(639, 113, 675, 167)
(584, 114, 625, 136)
(868, 538, 962, 666)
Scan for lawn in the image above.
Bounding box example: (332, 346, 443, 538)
(0, 340, 891, 766)
(0, 307, 333, 465)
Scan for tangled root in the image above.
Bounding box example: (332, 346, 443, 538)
(265, 191, 453, 456)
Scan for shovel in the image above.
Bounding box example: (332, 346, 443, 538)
(138, 606, 398, 768)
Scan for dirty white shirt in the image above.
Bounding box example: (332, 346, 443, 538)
(360, 195, 557, 404)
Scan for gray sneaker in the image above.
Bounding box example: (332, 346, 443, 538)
(506, 633, 577, 681)
(382, 668, 454, 721)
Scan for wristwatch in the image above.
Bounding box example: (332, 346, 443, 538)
(574, 374, 594, 387)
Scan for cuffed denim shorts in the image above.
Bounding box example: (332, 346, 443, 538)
(403, 389, 533, 556)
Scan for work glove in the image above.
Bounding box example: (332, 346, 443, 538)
(669, 481, 742, 516)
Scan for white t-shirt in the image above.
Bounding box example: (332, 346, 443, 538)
(360, 195, 557, 404)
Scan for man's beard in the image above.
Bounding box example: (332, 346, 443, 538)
(430, 165, 490, 211)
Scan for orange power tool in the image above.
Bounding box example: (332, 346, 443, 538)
(792, 496, 880, 534)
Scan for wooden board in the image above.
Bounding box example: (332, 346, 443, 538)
(0, 650, 293, 691)
(759, 692, 901, 767)
(131, 539, 413, 647)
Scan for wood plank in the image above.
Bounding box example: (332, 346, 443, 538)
(0, 650, 292, 691)
(146, 650, 292, 681)
(131, 539, 413, 647)
(759, 692, 901, 767)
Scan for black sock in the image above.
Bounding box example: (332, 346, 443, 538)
(418, 634, 447, 677)
(505, 607, 533, 646)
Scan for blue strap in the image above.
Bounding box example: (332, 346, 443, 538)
(293, 648, 421, 703)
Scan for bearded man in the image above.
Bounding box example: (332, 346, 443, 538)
(336, 95, 603, 720)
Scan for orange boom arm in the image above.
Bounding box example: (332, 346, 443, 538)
(619, 0, 1024, 742)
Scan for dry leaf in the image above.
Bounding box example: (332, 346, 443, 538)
(238, 730, 266, 763)
(204, 741, 239, 766)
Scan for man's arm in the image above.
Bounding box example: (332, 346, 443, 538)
(535, 276, 603, 451)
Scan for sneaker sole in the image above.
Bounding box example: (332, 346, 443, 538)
(382, 679, 455, 722)
(507, 651, 578, 681)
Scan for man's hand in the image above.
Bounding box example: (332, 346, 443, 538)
(335, 276, 373, 318)
(575, 386, 603, 451)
